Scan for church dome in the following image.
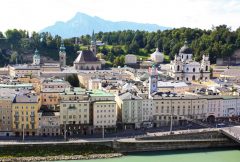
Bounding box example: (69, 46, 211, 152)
(179, 41, 192, 54)
(33, 49, 40, 59)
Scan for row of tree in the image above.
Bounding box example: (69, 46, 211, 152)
(0, 25, 240, 67)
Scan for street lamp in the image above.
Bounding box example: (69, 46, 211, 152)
(102, 124, 105, 139)
(64, 107, 69, 141)
(170, 99, 173, 134)
(22, 123, 25, 141)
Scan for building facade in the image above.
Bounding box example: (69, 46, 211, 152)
(12, 94, 40, 136)
(38, 111, 60, 136)
(0, 94, 15, 136)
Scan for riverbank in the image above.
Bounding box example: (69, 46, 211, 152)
(0, 143, 119, 161)
(0, 153, 123, 162)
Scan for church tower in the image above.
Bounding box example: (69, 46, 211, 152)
(201, 54, 211, 81)
(90, 30, 97, 56)
(59, 40, 66, 67)
(33, 49, 40, 65)
(149, 64, 158, 98)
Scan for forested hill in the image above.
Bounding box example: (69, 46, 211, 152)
(0, 25, 239, 67)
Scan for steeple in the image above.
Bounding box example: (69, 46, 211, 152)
(148, 64, 158, 98)
(59, 40, 66, 52)
(91, 30, 96, 44)
(90, 30, 97, 56)
(59, 39, 66, 67)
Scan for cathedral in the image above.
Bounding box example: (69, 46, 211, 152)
(169, 41, 210, 83)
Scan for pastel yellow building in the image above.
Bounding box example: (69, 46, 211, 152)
(12, 94, 40, 136)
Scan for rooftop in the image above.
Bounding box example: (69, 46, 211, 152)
(157, 81, 188, 88)
(89, 89, 114, 97)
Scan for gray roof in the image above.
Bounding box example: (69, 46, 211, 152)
(74, 50, 98, 63)
(119, 92, 142, 100)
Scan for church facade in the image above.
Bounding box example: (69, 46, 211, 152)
(73, 31, 102, 70)
(169, 42, 210, 83)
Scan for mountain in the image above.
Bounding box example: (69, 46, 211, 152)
(40, 12, 170, 38)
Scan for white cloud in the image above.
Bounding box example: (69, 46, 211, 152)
(0, 0, 239, 33)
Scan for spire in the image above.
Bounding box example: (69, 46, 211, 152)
(60, 40, 66, 52)
(34, 49, 39, 56)
(91, 30, 96, 44)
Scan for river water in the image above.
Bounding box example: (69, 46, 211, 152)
(56, 148, 240, 162)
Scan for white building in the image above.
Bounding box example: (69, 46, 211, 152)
(169, 41, 210, 82)
(206, 96, 223, 121)
(93, 101, 117, 128)
(150, 48, 164, 63)
(125, 54, 137, 64)
(116, 92, 154, 129)
(222, 96, 237, 117)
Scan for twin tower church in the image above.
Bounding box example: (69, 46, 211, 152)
(32, 41, 67, 67)
(32, 31, 102, 70)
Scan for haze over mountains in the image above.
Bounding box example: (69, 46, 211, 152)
(40, 12, 170, 38)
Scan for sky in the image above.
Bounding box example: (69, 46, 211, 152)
(0, 0, 239, 32)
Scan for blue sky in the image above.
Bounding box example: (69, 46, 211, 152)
(0, 0, 239, 32)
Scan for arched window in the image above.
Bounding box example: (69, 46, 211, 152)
(205, 66, 208, 71)
(193, 68, 195, 72)
(186, 55, 189, 60)
(186, 77, 188, 81)
(192, 75, 196, 81)
(177, 77, 179, 80)
(186, 67, 189, 71)
(177, 65, 180, 71)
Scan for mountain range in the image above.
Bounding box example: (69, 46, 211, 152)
(40, 12, 170, 38)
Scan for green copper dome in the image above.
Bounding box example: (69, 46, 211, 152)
(60, 41, 66, 52)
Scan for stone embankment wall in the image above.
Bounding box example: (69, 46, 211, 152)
(136, 131, 225, 140)
(113, 131, 240, 152)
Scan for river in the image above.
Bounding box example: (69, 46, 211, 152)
(55, 149, 240, 162)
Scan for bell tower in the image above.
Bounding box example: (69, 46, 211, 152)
(59, 40, 66, 67)
(149, 64, 158, 98)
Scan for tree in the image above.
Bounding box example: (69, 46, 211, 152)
(65, 74, 79, 87)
